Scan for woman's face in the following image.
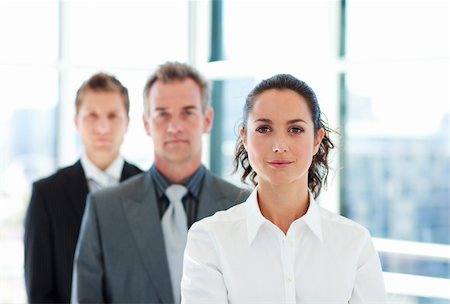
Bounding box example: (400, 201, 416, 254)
(240, 89, 324, 188)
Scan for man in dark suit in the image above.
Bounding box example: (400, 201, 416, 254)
(24, 73, 142, 303)
(71, 62, 249, 303)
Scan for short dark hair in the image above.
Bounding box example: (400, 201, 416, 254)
(142, 61, 209, 114)
(233, 74, 336, 199)
(75, 72, 129, 114)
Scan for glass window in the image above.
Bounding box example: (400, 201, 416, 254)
(209, 78, 256, 184)
(0, 3, 59, 302)
(346, 1, 449, 60)
(343, 62, 449, 279)
(222, 0, 338, 62)
(0, 67, 58, 303)
(343, 0, 450, 301)
(0, 1, 58, 64)
(67, 1, 189, 67)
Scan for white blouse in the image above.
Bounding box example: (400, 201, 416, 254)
(181, 188, 387, 304)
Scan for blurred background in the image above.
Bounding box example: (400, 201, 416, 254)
(0, 0, 448, 302)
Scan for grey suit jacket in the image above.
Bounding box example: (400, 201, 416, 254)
(72, 169, 249, 303)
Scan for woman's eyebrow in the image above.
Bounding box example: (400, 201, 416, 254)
(287, 118, 307, 124)
(253, 118, 307, 124)
(254, 118, 272, 124)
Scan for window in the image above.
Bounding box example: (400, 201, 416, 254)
(342, 0, 449, 302)
(0, 2, 59, 301)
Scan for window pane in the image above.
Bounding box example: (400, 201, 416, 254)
(343, 61, 449, 279)
(0, 67, 58, 303)
(344, 61, 449, 244)
(346, 1, 449, 60)
(68, 1, 189, 67)
(223, 0, 338, 62)
(0, 1, 58, 64)
(209, 78, 256, 184)
(379, 253, 449, 279)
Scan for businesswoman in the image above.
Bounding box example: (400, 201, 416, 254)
(181, 74, 387, 304)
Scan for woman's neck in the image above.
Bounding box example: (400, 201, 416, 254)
(257, 181, 310, 235)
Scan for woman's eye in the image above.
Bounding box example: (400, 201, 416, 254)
(256, 126, 270, 133)
(290, 127, 304, 134)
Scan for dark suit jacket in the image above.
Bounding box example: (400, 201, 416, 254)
(24, 160, 142, 303)
(72, 170, 249, 303)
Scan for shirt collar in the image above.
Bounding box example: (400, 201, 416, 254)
(301, 192, 323, 241)
(245, 188, 268, 245)
(245, 187, 323, 245)
(149, 164, 206, 199)
(80, 152, 124, 187)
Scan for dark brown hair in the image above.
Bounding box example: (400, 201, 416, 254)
(233, 74, 335, 199)
(143, 61, 210, 114)
(75, 72, 129, 114)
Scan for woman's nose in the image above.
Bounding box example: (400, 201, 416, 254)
(272, 141, 288, 153)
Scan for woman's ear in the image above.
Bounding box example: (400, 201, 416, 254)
(313, 128, 325, 155)
(239, 127, 247, 150)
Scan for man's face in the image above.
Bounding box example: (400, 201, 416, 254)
(143, 79, 213, 167)
(75, 90, 129, 162)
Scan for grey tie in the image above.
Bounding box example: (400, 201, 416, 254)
(161, 184, 188, 304)
(87, 178, 103, 192)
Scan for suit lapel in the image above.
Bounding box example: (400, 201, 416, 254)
(197, 172, 229, 219)
(120, 161, 141, 181)
(64, 161, 89, 219)
(122, 172, 173, 304)
(66, 160, 139, 219)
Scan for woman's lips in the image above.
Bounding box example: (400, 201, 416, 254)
(267, 160, 294, 168)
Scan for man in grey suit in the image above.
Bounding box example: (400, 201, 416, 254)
(72, 62, 249, 303)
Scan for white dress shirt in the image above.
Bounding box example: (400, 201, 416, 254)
(80, 153, 124, 191)
(181, 188, 387, 304)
